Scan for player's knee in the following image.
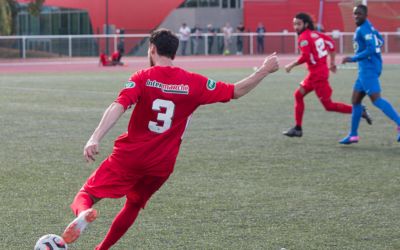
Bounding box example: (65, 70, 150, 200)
(126, 193, 146, 209)
(372, 97, 384, 108)
(371, 94, 382, 105)
(294, 89, 303, 101)
(321, 100, 335, 111)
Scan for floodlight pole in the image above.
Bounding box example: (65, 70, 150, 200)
(105, 0, 109, 55)
(317, 0, 324, 31)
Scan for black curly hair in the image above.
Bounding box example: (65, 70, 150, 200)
(295, 13, 315, 31)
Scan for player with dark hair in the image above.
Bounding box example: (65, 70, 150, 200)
(61, 28, 279, 249)
(283, 12, 371, 137)
(295, 12, 315, 31)
(340, 5, 400, 144)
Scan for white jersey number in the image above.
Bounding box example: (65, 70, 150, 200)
(374, 35, 381, 53)
(315, 38, 328, 58)
(148, 99, 175, 134)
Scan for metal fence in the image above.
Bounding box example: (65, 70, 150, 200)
(0, 32, 399, 59)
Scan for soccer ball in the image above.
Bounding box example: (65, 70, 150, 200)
(34, 234, 68, 250)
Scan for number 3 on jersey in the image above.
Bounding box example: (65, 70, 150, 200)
(148, 99, 175, 133)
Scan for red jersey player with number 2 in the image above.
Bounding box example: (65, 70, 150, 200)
(283, 13, 372, 138)
(61, 29, 279, 250)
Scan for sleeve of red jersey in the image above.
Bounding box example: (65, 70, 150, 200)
(115, 71, 143, 110)
(320, 33, 335, 52)
(195, 73, 235, 105)
(296, 38, 311, 64)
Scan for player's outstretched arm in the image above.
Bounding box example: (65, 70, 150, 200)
(284, 60, 300, 73)
(84, 102, 125, 163)
(233, 53, 279, 99)
(341, 56, 353, 64)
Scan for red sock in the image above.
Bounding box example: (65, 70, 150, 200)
(70, 191, 94, 216)
(294, 89, 305, 127)
(95, 201, 141, 250)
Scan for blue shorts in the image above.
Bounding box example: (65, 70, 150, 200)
(353, 73, 381, 95)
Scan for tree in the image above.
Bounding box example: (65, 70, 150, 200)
(0, 0, 45, 35)
(28, 0, 44, 17)
(0, 0, 17, 35)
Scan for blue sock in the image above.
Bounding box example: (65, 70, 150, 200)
(350, 104, 363, 136)
(373, 97, 400, 126)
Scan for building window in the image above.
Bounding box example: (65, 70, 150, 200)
(16, 4, 92, 35)
(209, 0, 220, 7)
(199, 0, 209, 7)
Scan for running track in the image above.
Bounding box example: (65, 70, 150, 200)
(0, 54, 399, 74)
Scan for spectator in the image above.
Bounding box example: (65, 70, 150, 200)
(256, 22, 266, 54)
(191, 25, 202, 55)
(222, 22, 233, 55)
(179, 23, 191, 56)
(206, 24, 216, 54)
(236, 22, 245, 55)
(117, 39, 125, 56)
(116, 29, 125, 56)
(216, 27, 224, 54)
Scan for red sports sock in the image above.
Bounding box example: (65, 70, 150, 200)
(95, 200, 141, 250)
(70, 191, 94, 216)
(294, 89, 305, 127)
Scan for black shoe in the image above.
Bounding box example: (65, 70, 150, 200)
(361, 106, 373, 125)
(283, 127, 303, 137)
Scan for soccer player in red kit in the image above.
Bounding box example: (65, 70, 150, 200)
(283, 13, 371, 137)
(61, 29, 279, 250)
(99, 51, 123, 66)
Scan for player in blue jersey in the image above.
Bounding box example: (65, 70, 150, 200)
(340, 4, 400, 144)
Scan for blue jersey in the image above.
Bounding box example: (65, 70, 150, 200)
(351, 20, 383, 75)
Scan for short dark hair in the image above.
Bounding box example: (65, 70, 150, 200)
(295, 13, 315, 31)
(149, 29, 179, 60)
(356, 4, 368, 14)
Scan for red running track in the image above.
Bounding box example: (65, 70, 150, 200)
(0, 54, 399, 74)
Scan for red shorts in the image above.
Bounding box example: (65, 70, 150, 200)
(300, 73, 333, 102)
(83, 157, 169, 208)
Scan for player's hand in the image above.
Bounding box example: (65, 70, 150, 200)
(330, 64, 337, 73)
(285, 64, 293, 73)
(84, 139, 99, 163)
(341, 56, 352, 64)
(259, 52, 279, 75)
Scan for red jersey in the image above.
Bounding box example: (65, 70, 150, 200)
(99, 53, 108, 66)
(112, 66, 234, 176)
(297, 29, 335, 77)
(111, 51, 120, 61)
